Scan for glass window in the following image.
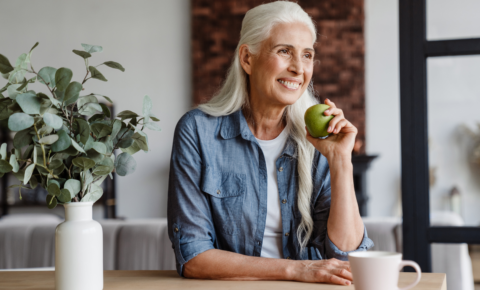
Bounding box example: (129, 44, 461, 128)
(427, 0, 480, 40)
(427, 55, 480, 226)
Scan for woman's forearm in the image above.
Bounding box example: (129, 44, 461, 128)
(184, 249, 294, 280)
(326, 154, 364, 252)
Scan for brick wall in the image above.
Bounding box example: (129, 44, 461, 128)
(192, 0, 365, 153)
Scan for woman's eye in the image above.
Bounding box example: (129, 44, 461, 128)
(304, 53, 313, 59)
(279, 49, 289, 54)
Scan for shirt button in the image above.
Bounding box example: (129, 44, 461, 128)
(278, 167, 283, 172)
(174, 228, 179, 232)
(285, 232, 290, 236)
(216, 189, 221, 194)
(282, 199, 287, 204)
(257, 241, 261, 245)
(286, 256, 290, 259)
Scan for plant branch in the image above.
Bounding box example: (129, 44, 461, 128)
(33, 123, 56, 177)
(81, 59, 90, 85)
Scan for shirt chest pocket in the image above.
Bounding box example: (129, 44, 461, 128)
(200, 166, 246, 235)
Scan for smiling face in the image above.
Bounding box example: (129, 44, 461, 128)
(240, 22, 315, 109)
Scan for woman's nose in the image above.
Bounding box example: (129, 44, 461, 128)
(287, 55, 304, 75)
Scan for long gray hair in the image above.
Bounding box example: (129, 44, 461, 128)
(198, 1, 318, 250)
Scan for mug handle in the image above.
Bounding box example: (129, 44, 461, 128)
(397, 260, 422, 290)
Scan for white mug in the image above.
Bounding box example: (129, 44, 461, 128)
(348, 251, 421, 290)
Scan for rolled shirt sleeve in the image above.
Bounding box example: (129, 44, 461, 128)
(167, 112, 216, 276)
(325, 225, 374, 260)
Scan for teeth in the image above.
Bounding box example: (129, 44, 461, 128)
(278, 80, 299, 89)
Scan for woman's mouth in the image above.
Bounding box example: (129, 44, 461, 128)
(277, 79, 301, 90)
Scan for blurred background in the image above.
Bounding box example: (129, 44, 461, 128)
(1, 0, 480, 289)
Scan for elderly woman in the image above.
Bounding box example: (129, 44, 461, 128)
(167, 1, 373, 285)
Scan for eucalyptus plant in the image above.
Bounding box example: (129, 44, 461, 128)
(0, 43, 160, 209)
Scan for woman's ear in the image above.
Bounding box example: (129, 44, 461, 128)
(239, 44, 252, 75)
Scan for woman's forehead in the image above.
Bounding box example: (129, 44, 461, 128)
(264, 22, 314, 50)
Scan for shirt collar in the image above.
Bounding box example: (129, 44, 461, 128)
(220, 109, 297, 159)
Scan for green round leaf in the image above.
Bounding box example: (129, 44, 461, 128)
(111, 120, 122, 140)
(7, 84, 24, 99)
(114, 152, 137, 176)
(48, 179, 60, 188)
(103, 61, 125, 72)
(71, 138, 85, 153)
(0, 54, 14, 74)
(82, 183, 103, 203)
(23, 164, 35, 185)
(38, 66, 57, 88)
(55, 67, 73, 92)
(145, 121, 161, 131)
(0, 159, 13, 173)
(91, 142, 106, 154)
(16, 92, 41, 114)
(8, 113, 34, 131)
(13, 128, 33, 149)
(117, 138, 134, 149)
(29, 175, 38, 189)
(99, 103, 111, 118)
(0, 143, 6, 160)
(132, 132, 148, 151)
(51, 130, 72, 152)
(81, 43, 103, 53)
(72, 157, 96, 171)
(43, 113, 63, 130)
(47, 183, 61, 196)
(75, 118, 90, 144)
(92, 165, 111, 176)
(57, 189, 71, 203)
(88, 66, 107, 82)
(37, 124, 53, 135)
(64, 179, 81, 197)
(48, 159, 63, 170)
(116, 110, 139, 120)
(72, 50, 91, 59)
(64, 81, 82, 106)
(46, 194, 57, 209)
(78, 102, 102, 116)
(9, 154, 19, 173)
(38, 134, 59, 145)
(91, 123, 112, 139)
(78, 94, 98, 108)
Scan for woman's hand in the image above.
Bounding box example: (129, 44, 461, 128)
(289, 258, 353, 286)
(305, 99, 357, 160)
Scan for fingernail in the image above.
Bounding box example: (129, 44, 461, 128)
(324, 110, 329, 113)
(328, 126, 332, 132)
(326, 98, 330, 102)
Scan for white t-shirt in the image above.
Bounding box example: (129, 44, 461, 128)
(255, 128, 289, 259)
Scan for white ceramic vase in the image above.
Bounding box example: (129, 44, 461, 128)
(55, 201, 103, 290)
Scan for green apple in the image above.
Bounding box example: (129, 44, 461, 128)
(304, 104, 334, 138)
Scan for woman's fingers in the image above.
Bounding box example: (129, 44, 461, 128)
(328, 274, 352, 286)
(332, 119, 348, 134)
(336, 267, 353, 281)
(327, 114, 345, 133)
(325, 98, 337, 109)
(323, 107, 343, 117)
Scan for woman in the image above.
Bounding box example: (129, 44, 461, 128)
(167, 1, 373, 285)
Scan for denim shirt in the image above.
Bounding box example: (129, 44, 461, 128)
(167, 108, 374, 276)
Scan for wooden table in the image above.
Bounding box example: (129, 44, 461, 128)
(0, 270, 446, 290)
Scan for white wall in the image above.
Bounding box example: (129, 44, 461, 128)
(0, 0, 191, 219)
(365, 0, 402, 217)
(365, 0, 480, 223)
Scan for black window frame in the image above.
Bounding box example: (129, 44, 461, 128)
(400, 0, 480, 272)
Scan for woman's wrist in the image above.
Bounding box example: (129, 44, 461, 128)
(325, 152, 352, 167)
(284, 260, 300, 281)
